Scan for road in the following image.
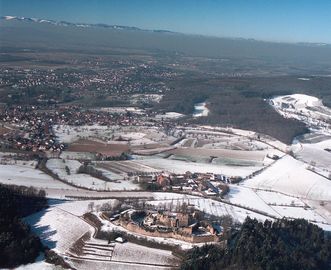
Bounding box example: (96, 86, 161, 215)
(44, 188, 154, 199)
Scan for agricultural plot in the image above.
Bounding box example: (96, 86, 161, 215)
(69, 258, 174, 270)
(256, 190, 305, 207)
(67, 139, 129, 156)
(134, 156, 263, 177)
(25, 206, 90, 253)
(60, 151, 97, 160)
(155, 111, 184, 119)
(243, 155, 331, 201)
(53, 124, 109, 144)
(165, 148, 267, 162)
(271, 206, 327, 223)
(293, 136, 331, 174)
(54, 124, 177, 146)
(97, 160, 159, 174)
(227, 186, 280, 217)
(0, 163, 75, 190)
(54, 199, 119, 216)
(46, 158, 140, 191)
(227, 186, 331, 227)
(189, 134, 270, 152)
(112, 242, 178, 266)
(71, 238, 115, 261)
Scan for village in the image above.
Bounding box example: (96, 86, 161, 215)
(1, 95, 331, 269)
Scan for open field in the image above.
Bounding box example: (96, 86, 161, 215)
(256, 190, 305, 206)
(165, 147, 266, 163)
(69, 258, 177, 270)
(293, 136, 331, 176)
(243, 155, 331, 201)
(54, 125, 177, 146)
(14, 261, 57, 270)
(97, 160, 160, 174)
(46, 158, 140, 191)
(68, 139, 129, 156)
(112, 242, 178, 266)
(25, 205, 90, 253)
(134, 156, 263, 177)
(60, 151, 97, 160)
(0, 163, 76, 190)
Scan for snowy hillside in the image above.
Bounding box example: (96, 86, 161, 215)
(243, 155, 331, 201)
(270, 94, 331, 135)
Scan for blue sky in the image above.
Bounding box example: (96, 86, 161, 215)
(1, 0, 331, 43)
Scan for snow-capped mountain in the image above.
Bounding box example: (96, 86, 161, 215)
(0, 15, 175, 33)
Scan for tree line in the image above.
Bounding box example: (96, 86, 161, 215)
(0, 184, 47, 268)
(181, 217, 331, 270)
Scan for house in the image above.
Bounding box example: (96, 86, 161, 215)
(157, 174, 170, 187)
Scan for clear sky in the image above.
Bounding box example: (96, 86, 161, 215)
(1, 0, 331, 43)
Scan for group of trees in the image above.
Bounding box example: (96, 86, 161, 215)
(0, 184, 47, 268)
(77, 162, 110, 181)
(205, 93, 308, 144)
(181, 217, 331, 270)
(101, 152, 130, 161)
(158, 76, 310, 144)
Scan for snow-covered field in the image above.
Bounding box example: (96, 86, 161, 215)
(25, 205, 90, 253)
(151, 192, 272, 222)
(46, 158, 139, 191)
(193, 102, 209, 117)
(256, 190, 305, 206)
(227, 185, 280, 217)
(24, 199, 117, 253)
(53, 124, 176, 145)
(53, 199, 118, 216)
(60, 151, 96, 160)
(13, 261, 57, 270)
(112, 242, 177, 266)
(53, 124, 109, 144)
(270, 94, 331, 135)
(271, 205, 326, 223)
(152, 192, 331, 230)
(155, 111, 184, 119)
(243, 155, 331, 201)
(134, 156, 262, 177)
(0, 163, 75, 190)
(292, 136, 331, 176)
(69, 259, 174, 270)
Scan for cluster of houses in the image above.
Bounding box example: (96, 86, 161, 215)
(136, 171, 232, 197)
(1, 60, 174, 105)
(0, 105, 148, 153)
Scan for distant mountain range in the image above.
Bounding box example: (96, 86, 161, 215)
(1, 15, 331, 64)
(2, 15, 331, 47)
(0, 15, 176, 34)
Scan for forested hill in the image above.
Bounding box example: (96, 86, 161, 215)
(181, 217, 331, 270)
(0, 184, 47, 268)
